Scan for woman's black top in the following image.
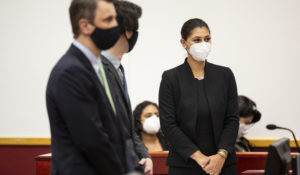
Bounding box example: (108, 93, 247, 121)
(195, 79, 216, 155)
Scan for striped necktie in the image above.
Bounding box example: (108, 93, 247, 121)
(119, 64, 129, 102)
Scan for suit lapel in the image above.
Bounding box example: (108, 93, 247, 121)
(102, 56, 124, 90)
(180, 60, 198, 127)
(69, 45, 117, 119)
(203, 61, 218, 143)
(102, 55, 135, 135)
(101, 55, 132, 114)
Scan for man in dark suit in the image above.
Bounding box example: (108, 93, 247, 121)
(46, 0, 134, 174)
(101, 1, 153, 175)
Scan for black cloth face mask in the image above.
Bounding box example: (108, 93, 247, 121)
(125, 31, 138, 52)
(90, 25, 121, 50)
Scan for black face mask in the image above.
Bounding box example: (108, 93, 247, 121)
(90, 25, 121, 50)
(125, 31, 139, 52)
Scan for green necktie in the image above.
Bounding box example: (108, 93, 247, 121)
(98, 61, 116, 115)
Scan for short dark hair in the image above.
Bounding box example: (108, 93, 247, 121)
(181, 18, 210, 40)
(114, 0, 142, 32)
(133, 101, 158, 137)
(69, 0, 115, 38)
(238, 95, 261, 123)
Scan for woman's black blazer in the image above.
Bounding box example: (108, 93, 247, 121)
(159, 59, 239, 168)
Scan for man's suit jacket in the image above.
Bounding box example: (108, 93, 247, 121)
(159, 59, 239, 168)
(101, 55, 150, 167)
(46, 45, 132, 175)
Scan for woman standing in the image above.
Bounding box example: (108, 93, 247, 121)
(159, 18, 239, 175)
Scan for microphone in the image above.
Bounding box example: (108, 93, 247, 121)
(266, 124, 277, 130)
(266, 124, 300, 153)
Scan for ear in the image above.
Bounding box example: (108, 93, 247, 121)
(180, 38, 187, 50)
(78, 18, 94, 36)
(125, 30, 133, 39)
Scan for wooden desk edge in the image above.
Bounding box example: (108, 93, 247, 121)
(35, 152, 299, 160)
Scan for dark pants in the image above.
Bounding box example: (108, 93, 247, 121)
(168, 164, 237, 175)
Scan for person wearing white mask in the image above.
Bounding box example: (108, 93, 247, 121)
(235, 95, 261, 152)
(133, 101, 170, 152)
(159, 18, 239, 175)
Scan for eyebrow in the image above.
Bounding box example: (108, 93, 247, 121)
(103, 15, 113, 21)
(192, 35, 210, 38)
(145, 112, 158, 115)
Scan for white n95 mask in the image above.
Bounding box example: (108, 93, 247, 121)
(188, 42, 211, 61)
(143, 115, 160, 134)
(237, 124, 253, 140)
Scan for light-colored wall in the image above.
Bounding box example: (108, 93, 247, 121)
(1, 0, 300, 140)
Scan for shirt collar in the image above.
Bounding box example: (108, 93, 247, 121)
(73, 40, 100, 71)
(101, 50, 121, 70)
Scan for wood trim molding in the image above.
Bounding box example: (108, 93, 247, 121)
(0, 137, 51, 146)
(0, 137, 299, 147)
(248, 138, 300, 148)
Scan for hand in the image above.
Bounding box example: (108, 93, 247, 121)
(139, 158, 153, 175)
(190, 151, 210, 168)
(202, 154, 225, 175)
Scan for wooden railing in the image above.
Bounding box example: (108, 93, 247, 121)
(35, 152, 299, 175)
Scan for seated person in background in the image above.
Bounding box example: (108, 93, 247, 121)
(133, 101, 169, 152)
(235, 95, 262, 152)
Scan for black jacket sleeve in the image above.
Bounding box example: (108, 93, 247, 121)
(217, 68, 239, 155)
(159, 71, 199, 161)
(132, 129, 151, 159)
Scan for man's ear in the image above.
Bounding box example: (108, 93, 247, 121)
(125, 31, 133, 39)
(78, 18, 94, 35)
(180, 38, 187, 49)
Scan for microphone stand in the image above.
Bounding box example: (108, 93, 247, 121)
(276, 126, 300, 153)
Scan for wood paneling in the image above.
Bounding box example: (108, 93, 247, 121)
(35, 152, 299, 175)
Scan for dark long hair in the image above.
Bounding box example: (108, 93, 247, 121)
(133, 101, 158, 138)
